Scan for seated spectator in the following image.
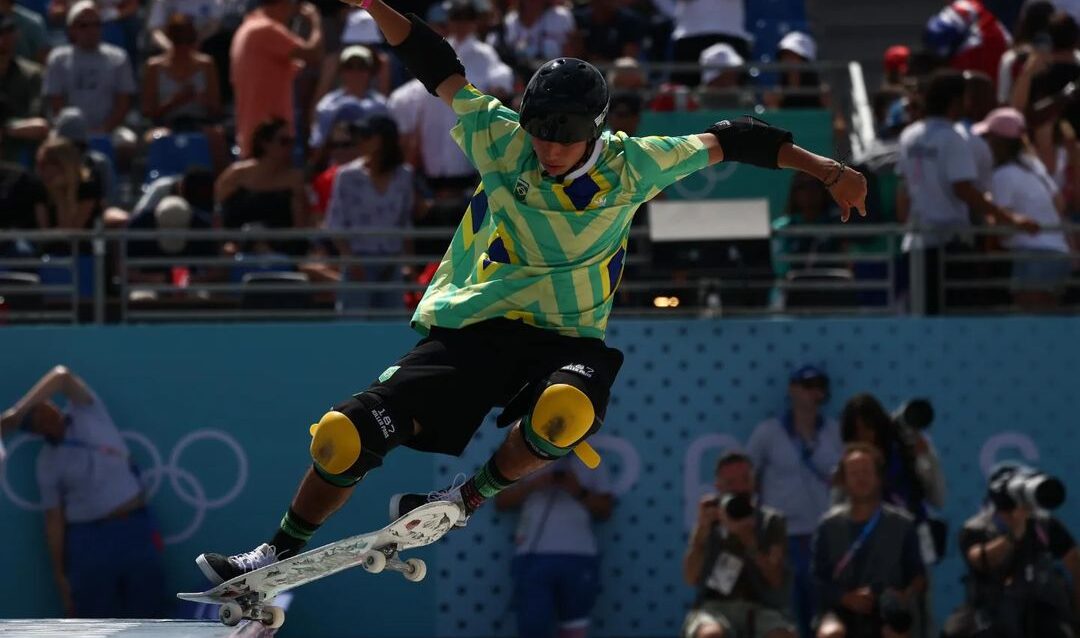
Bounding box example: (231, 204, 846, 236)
(127, 192, 216, 285)
(325, 115, 419, 310)
(215, 117, 308, 255)
(681, 452, 795, 638)
(337, 8, 393, 95)
(229, 0, 322, 157)
(52, 107, 118, 207)
(309, 44, 387, 156)
(698, 42, 754, 110)
(487, 0, 574, 75)
(771, 172, 847, 279)
(0, 0, 49, 62)
(924, 0, 1011, 83)
(35, 136, 116, 249)
(0, 17, 49, 161)
(141, 14, 222, 135)
(977, 107, 1074, 310)
(50, 0, 141, 63)
(0, 122, 48, 241)
(766, 32, 829, 110)
(814, 444, 927, 638)
(311, 120, 365, 217)
(883, 45, 911, 90)
(607, 92, 643, 136)
(43, 1, 136, 136)
(997, 1, 1056, 104)
(145, 0, 223, 53)
(655, 0, 750, 87)
(607, 56, 647, 92)
(569, 0, 645, 64)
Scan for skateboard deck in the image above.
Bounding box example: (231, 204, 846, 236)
(177, 501, 459, 627)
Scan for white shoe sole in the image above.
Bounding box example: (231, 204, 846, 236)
(195, 554, 225, 585)
(388, 493, 405, 523)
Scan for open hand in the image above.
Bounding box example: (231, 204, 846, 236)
(828, 165, 868, 222)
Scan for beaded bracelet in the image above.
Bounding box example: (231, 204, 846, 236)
(824, 161, 846, 188)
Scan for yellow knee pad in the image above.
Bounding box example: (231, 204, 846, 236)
(309, 410, 362, 475)
(527, 384, 602, 468)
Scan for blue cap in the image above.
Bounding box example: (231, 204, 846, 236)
(790, 364, 828, 383)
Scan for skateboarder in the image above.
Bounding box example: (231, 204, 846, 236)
(196, 0, 868, 584)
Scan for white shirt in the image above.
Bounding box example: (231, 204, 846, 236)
(897, 117, 978, 251)
(36, 391, 143, 524)
(991, 161, 1069, 253)
(488, 7, 575, 61)
(513, 457, 611, 556)
(389, 80, 474, 178)
(652, 0, 749, 41)
(957, 122, 993, 192)
(449, 34, 514, 95)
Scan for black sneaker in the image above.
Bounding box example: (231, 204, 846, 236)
(196, 542, 279, 585)
(389, 478, 470, 528)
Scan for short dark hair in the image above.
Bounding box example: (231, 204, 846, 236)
(715, 451, 753, 474)
(251, 117, 289, 159)
(1014, 1, 1055, 44)
(923, 69, 966, 116)
(1049, 12, 1080, 52)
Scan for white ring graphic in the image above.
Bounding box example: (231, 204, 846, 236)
(1, 428, 248, 545)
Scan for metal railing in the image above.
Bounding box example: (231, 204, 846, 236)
(1, 222, 1078, 324)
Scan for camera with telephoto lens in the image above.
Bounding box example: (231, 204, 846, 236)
(720, 493, 755, 521)
(893, 398, 934, 433)
(988, 465, 1066, 511)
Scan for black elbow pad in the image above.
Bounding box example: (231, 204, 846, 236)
(705, 116, 794, 169)
(391, 13, 466, 96)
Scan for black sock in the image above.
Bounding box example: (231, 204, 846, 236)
(459, 458, 516, 513)
(268, 507, 320, 559)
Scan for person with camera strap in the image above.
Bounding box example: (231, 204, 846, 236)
(681, 452, 797, 638)
(943, 462, 1080, 638)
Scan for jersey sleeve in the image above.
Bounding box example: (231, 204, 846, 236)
(449, 83, 527, 175)
(619, 134, 710, 201)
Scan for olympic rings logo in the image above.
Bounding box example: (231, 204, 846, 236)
(1, 429, 248, 545)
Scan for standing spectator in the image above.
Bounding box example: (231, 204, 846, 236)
(0, 0, 48, 62)
(0, 16, 49, 161)
(141, 14, 223, 135)
(309, 44, 387, 154)
(839, 393, 946, 563)
(924, 0, 1012, 83)
(654, 0, 750, 87)
(146, 0, 224, 52)
(997, 1, 1055, 104)
(813, 444, 926, 638)
(748, 365, 842, 638)
(487, 0, 574, 74)
(769, 173, 848, 297)
(230, 0, 322, 157)
(960, 71, 997, 192)
(325, 114, 418, 310)
(0, 366, 168, 618)
(977, 107, 1074, 310)
(52, 107, 118, 208)
(444, 0, 513, 101)
(896, 69, 1036, 314)
(765, 32, 828, 110)
(698, 42, 753, 110)
(681, 452, 796, 638)
(216, 117, 308, 254)
(568, 0, 645, 64)
(43, 1, 135, 136)
(495, 455, 614, 638)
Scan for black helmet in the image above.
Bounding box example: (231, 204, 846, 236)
(520, 58, 610, 144)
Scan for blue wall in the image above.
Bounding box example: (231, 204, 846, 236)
(3, 318, 1080, 637)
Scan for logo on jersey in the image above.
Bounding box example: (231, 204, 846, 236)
(378, 366, 400, 383)
(514, 177, 530, 202)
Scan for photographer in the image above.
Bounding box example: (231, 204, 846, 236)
(943, 463, 1080, 638)
(813, 444, 927, 638)
(682, 452, 796, 638)
(840, 394, 946, 564)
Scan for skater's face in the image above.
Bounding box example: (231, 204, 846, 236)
(531, 138, 589, 177)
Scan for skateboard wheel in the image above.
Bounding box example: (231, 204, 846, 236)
(361, 550, 386, 573)
(265, 606, 286, 629)
(219, 602, 244, 627)
(403, 558, 426, 582)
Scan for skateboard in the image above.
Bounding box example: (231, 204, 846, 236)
(177, 501, 460, 628)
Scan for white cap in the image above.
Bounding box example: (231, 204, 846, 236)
(342, 9, 381, 45)
(66, 0, 97, 26)
(778, 31, 817, 61)
(154, 195, 193, 254)
(699, 43, 744, 85)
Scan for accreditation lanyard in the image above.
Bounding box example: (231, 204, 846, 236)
(832, 509, 883, 580)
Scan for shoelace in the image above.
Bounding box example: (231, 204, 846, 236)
(230, 544, 276, 571)
(426, 473, 468, 503)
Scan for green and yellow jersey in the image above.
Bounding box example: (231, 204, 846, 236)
(411, 84, 709, 339)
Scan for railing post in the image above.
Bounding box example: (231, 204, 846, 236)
(910, 245, 925, 316)
(93, 226, 106, 324)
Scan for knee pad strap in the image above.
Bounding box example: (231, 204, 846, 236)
(520, 374, 603, 468)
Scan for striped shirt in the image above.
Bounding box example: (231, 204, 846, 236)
(411, 84, 709, 339)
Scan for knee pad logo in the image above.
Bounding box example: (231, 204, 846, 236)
(560, 363, 594, 378)
(378, 366, 400, 383)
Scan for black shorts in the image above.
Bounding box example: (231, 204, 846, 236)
(363, 319, 624, 456)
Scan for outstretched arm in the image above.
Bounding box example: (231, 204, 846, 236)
(696, 117, 868, 221)
(1, 366, 92, 436)
(351, 0, 468, 107)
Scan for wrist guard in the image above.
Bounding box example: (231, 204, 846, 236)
(391, 13, 466, 96)
(706, 116, 794, 169)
